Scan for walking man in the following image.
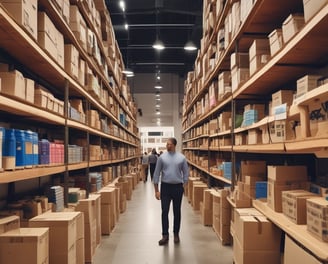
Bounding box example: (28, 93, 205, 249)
(153, 137, 189, 245)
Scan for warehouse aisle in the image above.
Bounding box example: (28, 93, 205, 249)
(94, 181, 233, 264)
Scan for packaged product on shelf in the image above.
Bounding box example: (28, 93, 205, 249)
(268, 29, 284, 56)
(1, 0, 38, 40)
(271, 89, 295, 108)
(306, 197, 328, 242)
(70, 5, 88, 50)
(0, 215, 20, 234)
(282, 189, 319, 224)
(0, 70, 25, 100)
(296, 74, 322, 97)
(282, 13, 305, 43)
(303, 0, 328, 22)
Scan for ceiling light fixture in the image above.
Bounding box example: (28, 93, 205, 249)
(124, 23, 129, 30)
(119, 1, 125, 12)
(154, 85, 162, 89)
(152, 39, 165, 50)
(122, 68, 134, 75)
(184, 40, 197, 51)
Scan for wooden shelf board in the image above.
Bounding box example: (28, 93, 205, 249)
(253, 199, 328, 261)
(210, 174, 231, 185)
(0, 165, 65, 183)
(233, 143, 285, 153)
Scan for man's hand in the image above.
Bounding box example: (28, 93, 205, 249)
(155, 191, 161, 200)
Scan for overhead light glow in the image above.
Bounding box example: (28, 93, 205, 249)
(156, 111, 161, 115)
(152, 39, 165, 50)
(184, 40, 197, 51)
(119, 1, 125, 11)
(122, 68, 134, 75)
(154, 85, 162, 89)
(124, 23, 129, 30)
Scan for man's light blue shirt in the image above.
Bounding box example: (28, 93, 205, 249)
(153, 151, 189, 184)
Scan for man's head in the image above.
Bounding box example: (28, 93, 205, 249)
(166, 137, 177, 152)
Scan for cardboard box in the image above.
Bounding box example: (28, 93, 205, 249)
(268, 29, 283, 56)
(307, 198, 328, 241)
(233, 234, 281, 264)
(2, 0, 38, 40)
(34, 86, 49, 108)
(0, 215, 20, 234)
(25, 78, 35, 103)
(230, 52, 249, 69)
(29, 212, 79, 264)
(70, 5, 87, 50)
(303, 0, 328, 22)
(271, 89, 294, 108)
(267, 179, 308, 212)
(249, 39, 270, 60)
(268, 120, 295, 142)
(282, 190, 318, 224)
(249, 54, 270, 76)
(284, 234, 322, 264)
(247, 129, 262, 145)
(200, 202, 213, 226)
(282, 14, 305, 43)
(231, 67, 249, 92)
(296, 75, 321, 97)
(0, 227, 49, 264)
(241, 160, 266, 181)
(235, 214, 282, 251)
(192, 184, 208, 210)
(0, 70, 25, 100)
(267, 165, 307, 182)
(234, 133, 247, 145)
(38, 31, 57, 62)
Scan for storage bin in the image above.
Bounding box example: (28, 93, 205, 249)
(15, 129, 26, 167)
(3, 128, 16, 170)
(24, 130, 34, 166)
(38, 139, 50, 165)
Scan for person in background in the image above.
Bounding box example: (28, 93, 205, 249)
(141, 151, 149, 182)
(153, 137, 189, 246)
(148, 148, 158, 181)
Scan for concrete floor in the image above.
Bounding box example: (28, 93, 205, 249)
(93, 180, 233, 264)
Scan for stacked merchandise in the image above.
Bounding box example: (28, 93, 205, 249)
(47, 186, 64, 212)
(90, 172, 102, 192)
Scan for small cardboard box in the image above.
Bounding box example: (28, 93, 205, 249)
(282, 190, 318, 224)
(249, 39, 270, 60)
(303, 0, 328, 22)
(296, 75, 321, 97)
(249, 54, 270, 76)
(0, 70, 25, 100)
(230, 52, 249, 69)
(267, 165, 308, 182)
(271, 89, 294, 108)
(268, 29, 283, 56)
(282, 14, 305, 43)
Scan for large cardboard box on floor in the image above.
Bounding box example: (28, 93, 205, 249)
(29, 212, 80, 264)
(98, 187, 116, 234)
(192, 183, 208, 210)
(0, 215, 20, 234)
(200, 201, 213, 226)
(0, 227, 49, 264)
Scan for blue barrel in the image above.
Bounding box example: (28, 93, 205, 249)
(24, 130, 33, 166)
(32, 132, 39, 165)
(15, 129, 26, 167)
(39, 139, 50, 164)
(3, 129, 16, 170)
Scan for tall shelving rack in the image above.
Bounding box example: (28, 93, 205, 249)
(0, 1, 140, 203)
(182, 0, 328, 261)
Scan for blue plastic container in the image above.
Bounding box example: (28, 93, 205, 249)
(15, 129, 26, 167)
(24, 130, 33, 166)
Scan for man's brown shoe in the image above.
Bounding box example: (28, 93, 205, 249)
(158, 235, 169, 245)
(174, 234, 180, 244)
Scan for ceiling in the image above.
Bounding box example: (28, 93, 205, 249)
(106, 0, 203, 77)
